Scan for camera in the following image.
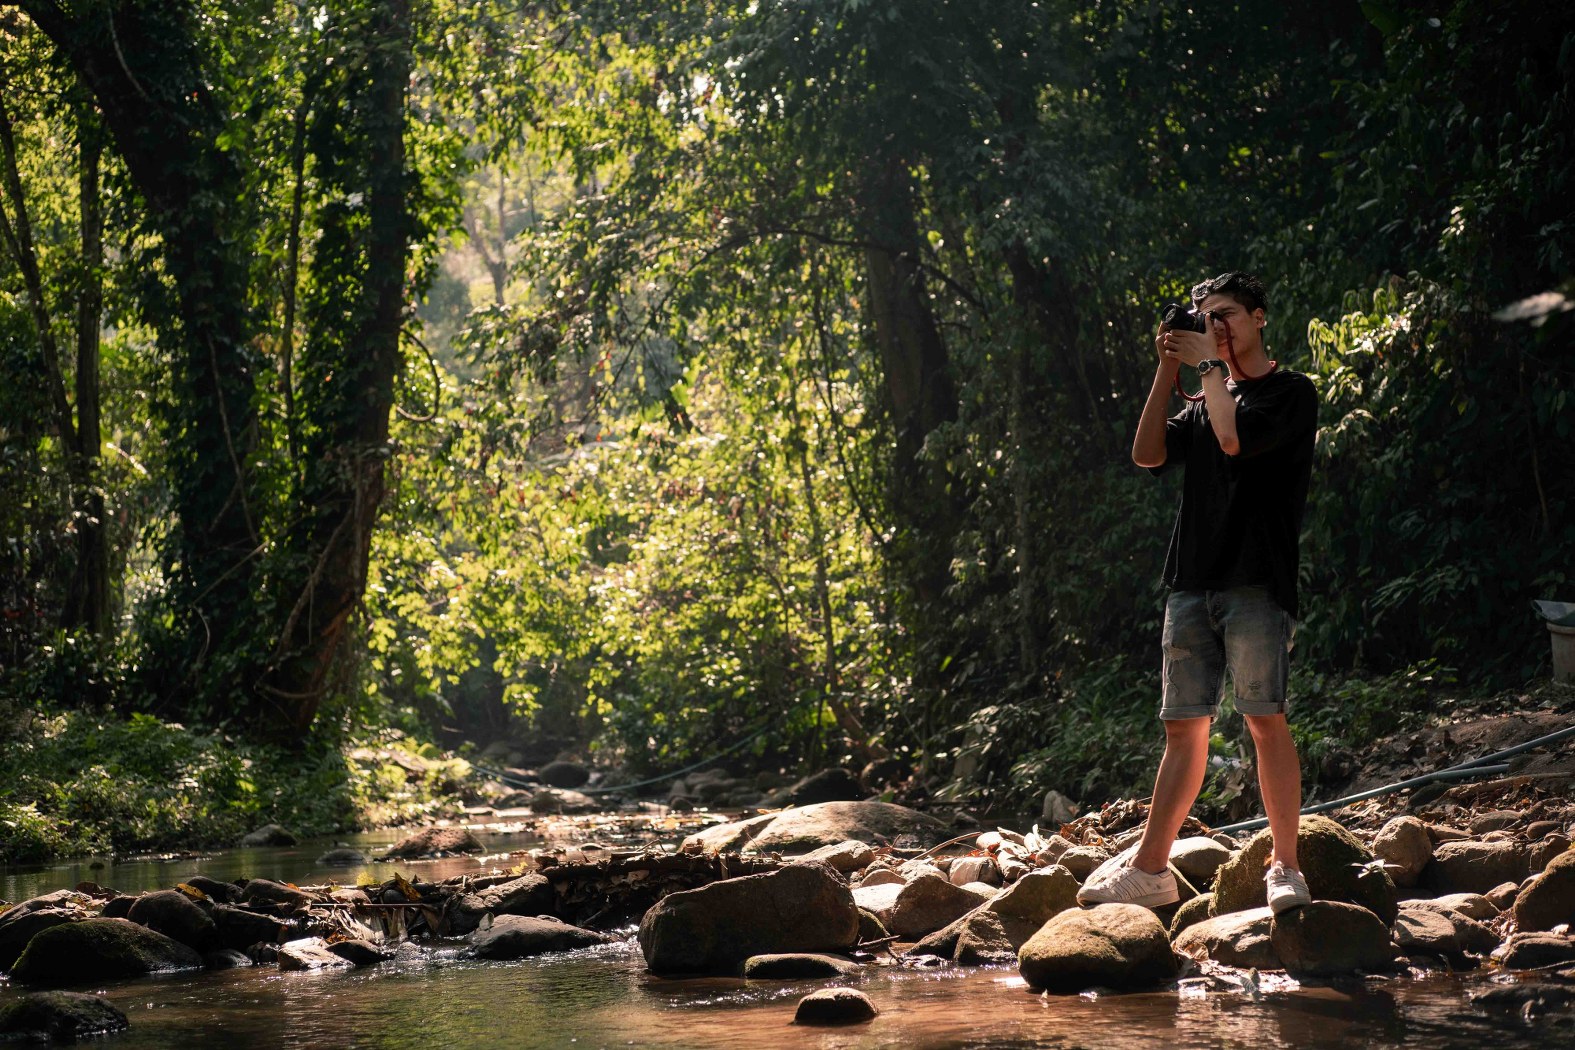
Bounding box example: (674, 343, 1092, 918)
(1161, 302, 1208, 333)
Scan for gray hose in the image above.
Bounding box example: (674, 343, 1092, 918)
(1211, 720, 1575, 835)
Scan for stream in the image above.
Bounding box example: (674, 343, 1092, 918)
(1, 824, 1568, 1049)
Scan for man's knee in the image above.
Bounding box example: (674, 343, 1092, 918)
(1163, 714, 1212, 744)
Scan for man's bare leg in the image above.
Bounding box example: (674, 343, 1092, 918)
(1245, 712, 1302, 869)
(1131, 716, 1211, 873)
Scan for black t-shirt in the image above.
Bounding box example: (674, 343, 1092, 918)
(1149, 369, 1318, 618)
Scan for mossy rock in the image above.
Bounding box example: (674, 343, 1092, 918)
(1211, 815, 1396, 923)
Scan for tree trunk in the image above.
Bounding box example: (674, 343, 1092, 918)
(69, 102, 109, 637)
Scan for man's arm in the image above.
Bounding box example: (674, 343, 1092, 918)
(1133, 326, 1182, 468)
(1161, 328, 1240, 455)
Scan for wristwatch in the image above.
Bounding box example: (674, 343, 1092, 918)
(1196, 359, 1225, 378)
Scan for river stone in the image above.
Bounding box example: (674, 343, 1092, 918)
(238, 824, 297, 848)
(1169, 837, 1232, 887)
(1486, 881, 1521, 911)
(278, 937, 356, 971)
(316, 848, 370, 866)
(799, 840, 877, 873)
(540, 760, 590, 788)
(326, 939, 391, 967)
(794, 987, 878, 1025)
(1270, 901, 1396, 976)
(1470, 810, 1522, 835)
(240, 879, 314, 913)
(1057, 846, 1109, 881)
(448, 872, 556, 935)
(204, 948, 253, 970)
(949, 855, 1002, 887)
(384, 826, 484, 858)
(1169, 894, 1213, 939)
(681, 812, 780, 854)
(212, 904, 288, 952)
(1513, 848, 1575, 932)
(0, 991, 129, 1041)
(471, 915, 611, 960)
(100, 895, 136, 919)
(858, 909, 889, 944)
(1494, 931, 1575, 970)
(870, 872, 982, 939)
(1018, 903, 1179, 994)
(183, 875, 240, 904)
(749, 802, 949, 854)
(639, 862, 859, 975)
(1391, 904, 1499, 961)
(0, 893, 84, 971)
(744, 953, 860, 978)
(1530, 834, 1570, 874)
(1174, 907, 1280, 969)
(942, 866, 1081, 964)
(851, 882, 903, 917)
(858, 868, 905, 889)
(530, 787, 598, 814)
(1421, 839, 1529, 894)
(10, 918, 203, 985)
(1372, 816, 1433, 888)
(1404, 892, 1499, 921)
(126, 890, 217, 953)
(1211, 815, 1397, 923)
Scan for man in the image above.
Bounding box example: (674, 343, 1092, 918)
(1078, 272, 1318, 914)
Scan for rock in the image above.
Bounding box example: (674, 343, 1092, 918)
(1391, 904, 1499, 961)
(857, 868, 905, 889)
(448, 871, 558, 935)
(240, 879, 314, 913)
(212, 904, 288, 952)
(183, 875, 240, 903)
(1423, 840, 1529, 894)
(872, 872, 982, 939)
(944, 867, 1080, 965)
(0, 895, 81, 972)
(857, 909, 889, 944)
(1173, 907, 1280, 969)
(1212, 815, 1397, 923)
(1425, 823, 1471, 843)
(539, 760, 590, 788)
(100, 896, 135, 919)
(638, 862, 859, 975)
(316, 848, 370, 866)
(793, 988, 878, 1025)
(954, 910, 1016, 965)
(1404, 892, 1498, 921)
(326, 939, 391, 967)
(471, 915, 612, 960)
(799, 840, 876, 873)
(784, 768, 866, 806)
(1472, 982, 1575, 1015)
(851, 882, 903, 916)
(744, 802, 948, 854)
(1270, 901, 1396, 976)
(0, 991, 129, 1041)
(948, 856, 1001, 887)
(1486, 881, 1521, 911)
(126, 890, 217, 952)
(530, 788, 598, 814)
(1513, 848, 1575, 931)
(681, 812, 780, 854)
(238, 824, 296, 848)
(1057, 845, 1109, 881)
(1470, 810, 1522, 835)
(743, 953, 860, 978)
(1169, 837, 1232, 887)
(278, 937, 356, 971)
(10, 918, 204, 985)
(1042, 790, 1079, 825)
(1530, 834, 1570, 874)
(1169, 894, 1212, 939)
(204, 949, 252, 970)
(1372, 816, 1434, 888)
(1018, 903, 1179, 994)
(1494, 932, 1575, 970)
(384, 826, 484, 858)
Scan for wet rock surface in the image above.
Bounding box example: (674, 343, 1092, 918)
(0, 991, 130, 1041)
(10, 918, 204, 986)
(471, 916, 613, 960)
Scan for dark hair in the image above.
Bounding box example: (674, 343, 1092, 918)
(1190, 271, 1268, 313)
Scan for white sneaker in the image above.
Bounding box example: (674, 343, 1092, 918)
(1266, 862, 1312, 914)
(1076, 850, 1179, 909)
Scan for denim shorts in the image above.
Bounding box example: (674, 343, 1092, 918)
(1161, 586, 1292, 720)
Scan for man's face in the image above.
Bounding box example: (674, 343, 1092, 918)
(1197, 293, 1265, 355)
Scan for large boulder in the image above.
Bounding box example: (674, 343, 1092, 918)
(1269, 901, 1396, 977)
(471, 916, 613, 960)
(638, 862, 859, 975)
(1018, 903, 1179, 994)
(126, 890, 217, 952)
(1512, 848, 1575, 932)
(681, 812, 779, 854)
(1211, 815, 1396, 923)
(1173, 907, 1280, 969)
(1421, 840, 1529, 895)
(0, 991, 129, 1041)
(1371, 816, 1433, 888)
(683, 802, 949, 855)
(384, 826, 484, 859)
(10, 918, 203, 986)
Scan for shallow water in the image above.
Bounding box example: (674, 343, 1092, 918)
(3, 835, 1571, 1049)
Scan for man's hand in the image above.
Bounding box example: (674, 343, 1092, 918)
(1161, 328, 1216, 368)
(1153, 325, 1182, 372)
